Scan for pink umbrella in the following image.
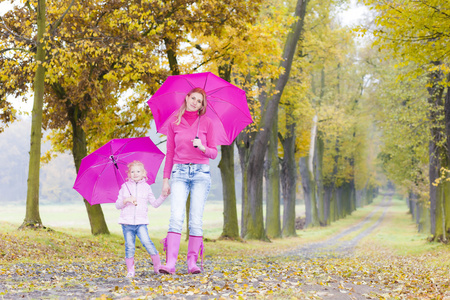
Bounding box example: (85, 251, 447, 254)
(73, 137, 165, 205)
(147, 72, 253, 145)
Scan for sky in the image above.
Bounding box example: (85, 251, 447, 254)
(339, 0, 370, 27)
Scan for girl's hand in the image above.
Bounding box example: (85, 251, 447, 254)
(192, 138, 206, 152)
(162, 178, 171, 197)
(125, 196, 137, 206)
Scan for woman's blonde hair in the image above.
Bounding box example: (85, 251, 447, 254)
(126, 160, 148, 181)
(175, 87, 207, 125)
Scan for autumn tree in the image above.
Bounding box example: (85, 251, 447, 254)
(0, 0, 75, 229)
(23, 0, 47, 229)
(361, 0, 450, 241)
(238, 0, 309, 240)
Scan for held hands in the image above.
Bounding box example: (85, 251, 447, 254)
(162, 178, 171, 197)
(124, 196, 137, 206)
(192, 138, 206, 153)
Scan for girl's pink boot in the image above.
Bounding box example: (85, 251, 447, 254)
(125, 257, 135, 277)
(150, 254, 161, 273)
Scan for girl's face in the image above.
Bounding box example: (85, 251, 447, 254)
(185, 92, 204, 112)
(129, 165, 146, 182)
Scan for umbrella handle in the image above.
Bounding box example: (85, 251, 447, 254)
(194, 117, 200, 148)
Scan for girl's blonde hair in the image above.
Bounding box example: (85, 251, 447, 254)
(175, 87, 207, 125)
(126, 160, 148, 181)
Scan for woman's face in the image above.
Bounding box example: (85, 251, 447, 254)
(185, 92, 204, 112)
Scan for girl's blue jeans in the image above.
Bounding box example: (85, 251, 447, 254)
(169, 163, 211, 236)
(121, 224, 158, 258)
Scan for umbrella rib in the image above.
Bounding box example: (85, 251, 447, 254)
(183, 77, 196, 89)
(114, 139, 132, 157)
(206, 85, 230, 96)
(203, 72, 211, 91)
(76, 159, 111, 182)
(207, 95, 253, 121)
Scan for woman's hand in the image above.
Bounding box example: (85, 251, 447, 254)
(162, 178, 171, 197)
(192, 138, 206, 152)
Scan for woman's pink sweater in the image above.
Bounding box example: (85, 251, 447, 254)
(163, 113, 218, 178)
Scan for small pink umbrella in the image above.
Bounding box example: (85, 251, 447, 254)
(147, 72, 253, 145)
(73, 137, 165, 205)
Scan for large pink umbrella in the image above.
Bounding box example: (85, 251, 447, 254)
(147, 72, 253, 145)
(73, 137, 165, 205)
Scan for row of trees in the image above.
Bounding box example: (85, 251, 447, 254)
(360, 0, 450, 242)
(4, 0, 447, 243)
(0, 0, 382, 240)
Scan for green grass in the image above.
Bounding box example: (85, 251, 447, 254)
(1, 202, 305, 239)
(0, 202, 306, 263)
(3, 196, 450, 268)
(366, 197, 448, 255)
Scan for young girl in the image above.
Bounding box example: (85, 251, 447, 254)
(159, 87, 217, 274)
(116, 160, 167, 277)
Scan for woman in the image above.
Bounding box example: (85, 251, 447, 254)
(160, 87, 218, 274)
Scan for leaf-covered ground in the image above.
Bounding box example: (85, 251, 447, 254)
(1, 196, 450, 299)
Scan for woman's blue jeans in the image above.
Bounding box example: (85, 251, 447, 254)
(169, 163, 211, 236)
(121, 224, 158, 258)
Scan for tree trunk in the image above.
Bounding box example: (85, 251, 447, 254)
(427, 62, 446, 241)
(308, 115, 320, 227)
(236, 130, 251, 238)
(243, 0, 309, 240)
(429, 138, 438, 237)
(408, 191, 415, 216)
(315, 134, 325, 225)
(280, 122, 297, 236)
(217, 64, 240, 240)
(336, 185, 343, 219)
(70, 105, 110, 235)
(299, 156, 312, 226)
(323, 184, 332, 225)
(443, 83, 450, 240)
(417, 200, 430, 233)
(21, 0, 46, 229)
(164, 38, 180, 75)
(219, 144, 240, 239)
(265, 108, 281, 239)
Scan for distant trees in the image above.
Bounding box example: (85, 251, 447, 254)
(362, 0, 450, 241)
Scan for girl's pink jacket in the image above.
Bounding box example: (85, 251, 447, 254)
(115, 179, 167, 225)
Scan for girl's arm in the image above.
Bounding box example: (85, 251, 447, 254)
(147, 185, 168, 208)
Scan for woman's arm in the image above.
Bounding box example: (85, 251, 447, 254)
(163, 122, 175, 179)
(162, 178, 171, 197)
(202, 119, 218, 159)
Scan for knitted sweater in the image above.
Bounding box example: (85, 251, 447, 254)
(163, 114, 218, 178)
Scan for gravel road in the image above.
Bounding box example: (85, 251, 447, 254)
(1, 195, 393, 299)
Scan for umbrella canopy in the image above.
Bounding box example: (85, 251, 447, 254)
(73, 137, 165, 205)
(147, 72, 253, 145)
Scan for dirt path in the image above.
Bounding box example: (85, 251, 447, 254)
(287, 194, 392, 258)
(279, 194, 393, 299)
(2, 194, 440, 299)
